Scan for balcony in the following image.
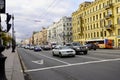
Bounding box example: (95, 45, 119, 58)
(105, 4, 113, 10)
(105, 14, 112, 19)
(78, 32, 82, 35)
(105, 24, 113, 30)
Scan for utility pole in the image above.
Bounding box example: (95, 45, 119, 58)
(11, 14, 16, 52)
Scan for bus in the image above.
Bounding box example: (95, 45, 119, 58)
(85, 39, 114, 49)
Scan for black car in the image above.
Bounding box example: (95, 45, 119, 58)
(86, 43, 97, 50)
(66, 42, 88, 55)
(42, 45, 51, 50)
(34, 46, 42, 51)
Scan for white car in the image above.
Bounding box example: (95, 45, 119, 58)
(52, 46, 76, 57)
(29, 46, 35, 50)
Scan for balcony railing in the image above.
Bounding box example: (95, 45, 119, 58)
(105, 3, 113, 10)
(105, 14, 112, 19)
(105, 24, 113, 30)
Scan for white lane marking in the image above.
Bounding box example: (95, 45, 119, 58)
(77, 56, 103, 60)
(25, 58, 120, 72)
(32, 60, 44, 65)
(91, 53, 120, 57)
(36, 53, 71, 65)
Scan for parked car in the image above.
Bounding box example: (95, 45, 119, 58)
(42, 45, 52, 50)
(34, 46, 42, 51)
(66, 42, 88, 55)
(24, 45, 30, 49)
(29, 46, 35, 50)
(85, 43, 97, 50)
(52, 46, 75, 57)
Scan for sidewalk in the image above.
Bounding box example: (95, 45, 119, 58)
(2, 48, 25, 80)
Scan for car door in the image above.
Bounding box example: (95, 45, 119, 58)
(53, 47, 59, 55)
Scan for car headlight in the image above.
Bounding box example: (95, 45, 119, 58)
(85, 47, 88, 49)
(77, 48, 80, 49)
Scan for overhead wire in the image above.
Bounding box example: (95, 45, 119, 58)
(39, 0, 59, 18)
(15, 0, 59, 23)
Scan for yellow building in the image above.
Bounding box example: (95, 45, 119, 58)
(32, 27, 47, 45)
(72, 0, 120, 48)
(41, 27, 47, 45)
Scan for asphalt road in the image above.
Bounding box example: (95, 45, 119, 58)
(17, 48, 120, 80)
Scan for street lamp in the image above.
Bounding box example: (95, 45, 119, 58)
(11, 15, 16, 52)
(0, 0, 5, 13)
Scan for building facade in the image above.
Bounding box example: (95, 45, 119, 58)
(72, 0, 120, 48)
(32, 28, 47, 45)
(47, 16, 72, 45)
(41, 27, 47, 45)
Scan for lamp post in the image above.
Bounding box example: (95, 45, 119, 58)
(11, 15, 16, 52)
(0, 0, 7, 80)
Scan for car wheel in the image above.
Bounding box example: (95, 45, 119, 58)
(84, 51, 88, 55)
(52, 52, 55, 56)
(94, 48, 96, 50)
(72, 55, 75, 57)
(75, 51, 79, 55)
(59, 52, 63, 58)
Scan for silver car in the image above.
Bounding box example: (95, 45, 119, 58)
(52, 46, 76, 57)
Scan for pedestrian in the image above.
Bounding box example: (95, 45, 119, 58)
(11, 39, 16, 52)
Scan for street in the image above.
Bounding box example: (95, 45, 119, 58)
(17, 48, 120, 80)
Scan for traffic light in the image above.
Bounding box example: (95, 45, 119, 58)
(6, 13, 11, 23)
(6, 24, 11, 32)
(6, 13, 11, 32)
(0, 0, 6, 13)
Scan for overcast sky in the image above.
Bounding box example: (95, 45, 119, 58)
(5, 0, 93, 43)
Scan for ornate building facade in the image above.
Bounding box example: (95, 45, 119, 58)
(72, 0, 120, 48)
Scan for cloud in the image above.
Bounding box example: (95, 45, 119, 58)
(5, 0, 93, 43)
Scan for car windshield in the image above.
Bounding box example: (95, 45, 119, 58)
(72, 42, 82, 46)
(35, 46, 41, 48)
(60, 46, 71, 49)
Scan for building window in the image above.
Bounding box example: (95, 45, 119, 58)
(118, 29, 120, 35)
(101, 31, 103, 37)
(96, 6, 98, 11)
(96, 15, 98, 20)
(104, 20, 106, 26)
(103, 12, 105, 17)
(100, 13, 102, 19)
(94, 24, 95, 29)
(117, 18, 120, 24)
(94, 32, 96, 38)
(96, 23, 99, 28)
(104, 31, 106, 36)
(103, 3, 105, 8)
(97, 32, 99, 37)
(88, 18, 89, 23)
(91, 33, 93, 38)
(99, 4, 101, 10)
(91, 25, 92, 29)
(116, 0, 120, 2)
(116, 7, 120, 13)
(93, 16, 95, 21)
